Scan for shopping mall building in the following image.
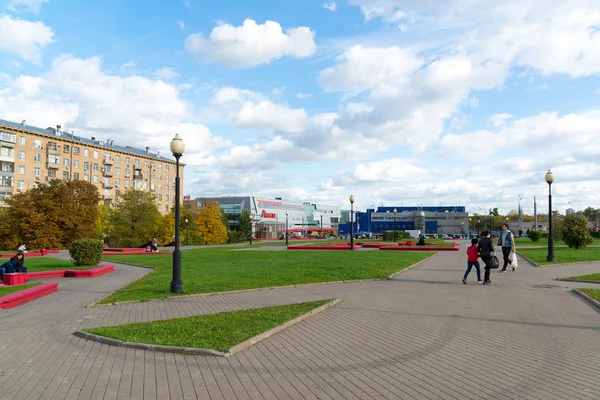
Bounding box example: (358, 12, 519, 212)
(184, 196, 341, 239)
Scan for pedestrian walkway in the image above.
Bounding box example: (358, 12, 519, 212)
(1, 248, 600, 399)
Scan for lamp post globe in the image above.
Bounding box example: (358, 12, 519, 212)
(545, 169, 554, 262)
(349, 195, 355, 250)
(170, 134, 185, 294)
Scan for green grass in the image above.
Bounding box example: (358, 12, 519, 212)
(518, 246, 600, 265)
(580, 289, 600, 302)
(85, 300, 331, 352)
(24, 257, 96, 272)
(100, 249, 432, 304)
(514, 237, 600, 247)
(0, 282, 41, 296)
(566, 273, 600, 282)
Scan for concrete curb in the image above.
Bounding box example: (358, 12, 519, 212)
(572, 288, 600, 312)
(74, 299, 341, 357)
(557, 278, 600, 284)
(515, 252, 540, 268)
(91, 255, 434, 307)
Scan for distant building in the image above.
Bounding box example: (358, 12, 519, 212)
(185, 196, 341, 239)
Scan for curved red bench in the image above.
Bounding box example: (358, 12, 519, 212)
(26, 270, 67, 279)
(0, 282, 58, 309)
(287, 245, 361, 250)
(64, 265, 114, 278)
(102, 250, 171, 256)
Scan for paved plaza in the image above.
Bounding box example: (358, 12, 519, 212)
(1, 244, 600, 399)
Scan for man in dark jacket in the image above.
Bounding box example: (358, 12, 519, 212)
(477, 230, 495, 285)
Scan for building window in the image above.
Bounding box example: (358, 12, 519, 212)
(125, 180, 130, 188)
(19, 136, 25, 145)
(63, 172, 69, 180)
(84, 161, 89, 170)
(63, 158, 69, 167)
(73, 160, 79, 168)
(134, 159, 140, 167)
(33, 139, 42, 149)
(115, 167, 120, 174)
(63, 145, 69, 153)
(93, 176, 98, 183)
(158, 205, 162, 212)
(17, 180, 24, 190)
(125, 168, 130, 177)
(158, 164, 162, 170)
(143, 172, 148, 179)
(165, 165, 169, 172)
(166, 194, 169, 201)
(34, 167, 41, 177)
(158, 184, 162, 192)
(48, 155, 60, 165)
(158, 194, 162, 200)
(93, 151, 98, 159)
(104, 153, 110, 161)
(34, 153, 41, 162)
(73, 173, 79, 180)
(115, 155, 121, 162)
(83, 174, 89, 181)
(73, 146, 80, 155)
(18, 151, 25, 161)
(165, 204, 169, 212)
(93, 163, 99, 171)
(115, 178, 120, 187)
(172, 176, 175, 183)
(48, 170, 56, 179)
(17, 166, 24, 174)
(0, 176, 12, 187)
(125, 157, 130, 165)
(115, 190, 120, 197)
(144, 161, 148, 167)
(83, 149, 89, 157)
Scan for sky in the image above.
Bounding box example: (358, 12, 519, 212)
(2, 0, 600, 216)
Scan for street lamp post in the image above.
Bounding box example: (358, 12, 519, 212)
(545, 169, 555, 262)
(393, 208, 397, 242)
(349, 194, 355, 250)
(170, 134, 185, 294)
(285, 211, 289, 246)
(489, 208, 493, 232)
(321, 215, 323, 237)
(185, 218, 188, 246)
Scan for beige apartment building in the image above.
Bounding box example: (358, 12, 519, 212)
(0, 119, 184, 213)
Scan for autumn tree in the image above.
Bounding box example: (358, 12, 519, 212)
(0, 179, 100, 250)
(195, 200, 228, 245)
(228, 208, 252, 243)
(108, 190, 162, 248)
(95, 204, 112, 243)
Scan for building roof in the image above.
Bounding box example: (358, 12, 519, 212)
(0, 118, 178, 164)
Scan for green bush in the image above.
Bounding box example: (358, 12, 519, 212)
(561, 214, 593, 249)
(69, 238, 103, 266)
(591, 231, 600, 239)
(383, 231, 410, 241)
(528, 230, 542, 242)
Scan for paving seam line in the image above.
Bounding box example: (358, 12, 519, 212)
(90, 254, 436, 308)
(73, 298, 341, 357)
(572, 288, 600, 312)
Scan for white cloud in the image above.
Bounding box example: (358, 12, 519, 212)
(0, 54, 228, 165)
(184, 19, 317, 68)
(297, 92, 312, 99)
(352, 159, 428, 182)
(232, 101, 307, 133)
(7, 0, 48, 13)
(177, 20, 185, 30)
(155, 67, 180, 80)
(324, 2, 337, 11)
(0, 15, 54, 63)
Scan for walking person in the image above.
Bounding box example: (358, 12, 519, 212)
(463, 237, 482, 284)
(477, 230, 495, 285)
(498, 223, 516, 272)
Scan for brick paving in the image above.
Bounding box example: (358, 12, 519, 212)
(1, 245, 600, 399)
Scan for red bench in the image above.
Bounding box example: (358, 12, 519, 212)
(0, 282, 58, 309)
(3, 273, 27, 285)
(64, 265, 114, 278)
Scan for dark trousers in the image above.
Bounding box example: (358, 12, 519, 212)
(501, 247, 512, 270)
(481, 256, 492, 282)
(464, 261, 481, 281)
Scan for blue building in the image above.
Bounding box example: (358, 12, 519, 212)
(339, 206, 468, 236)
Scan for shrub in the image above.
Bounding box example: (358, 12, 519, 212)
(561, 214, 593, 249)
(528, 230, 542, 242)
(590, 231, 600, 239)
(69, 238, 104, 266)
(383, 231, 410, 241)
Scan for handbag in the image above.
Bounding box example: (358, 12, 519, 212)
(488, 254, 500, 269)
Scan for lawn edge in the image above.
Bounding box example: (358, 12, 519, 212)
(73, 298, 341, 357)
(514, 251, 540, 268)
(557, 278, 600, 284)
(572, 288, 600, 312)
(90, 254, 434, 307)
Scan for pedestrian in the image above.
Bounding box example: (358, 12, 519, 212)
(463, 237, 482, 284)
(498, 223, 516, 272)
(477, 230, 495, 285)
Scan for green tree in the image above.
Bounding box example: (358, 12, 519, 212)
(195, 200, 228, 245)
(95, 204, 112, 242)
(561, 214, 593, 249)
(108, 190, 162, 248)
(0, 179, 99, 250)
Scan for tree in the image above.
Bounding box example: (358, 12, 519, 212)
(0, 179, 99, 250)
(108, 190, 162, 248)
(195, 200, 228, 245)
(95, 204, 112, 243)
(561, 214, 593, 249)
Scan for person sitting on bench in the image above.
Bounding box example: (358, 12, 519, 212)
(0, 251, 26, 282)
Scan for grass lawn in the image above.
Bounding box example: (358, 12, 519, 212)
(514, 238, 600, 247)
(100, 249, 432, 304)
(579, 289, 600, 302)
(518, 246, 600, 265)
(85, 300, 331, 352)
(24, 257, 97, 272)
(566, 273, 600, 282)
(0, 282, 41, 296)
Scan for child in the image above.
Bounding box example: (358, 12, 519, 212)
(463, 237, 482, 284)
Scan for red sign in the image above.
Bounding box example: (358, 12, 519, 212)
(258, 198, 283, 207)
(261, 210, 277, 219)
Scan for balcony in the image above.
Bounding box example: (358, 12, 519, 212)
(103, 158, 113, 165)
(103, 181, 114, 189)
(47, 162, 60, 170)
(103, 193, 114, 200)
(103, 169, 114, 177)
(0, 185, 13, 193)
(46, 146, 60, 156)
(133, 174, 143, 181)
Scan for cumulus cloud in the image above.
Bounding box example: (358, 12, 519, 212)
(323, 2, 337, 11)
(7, 0, 48, 13)
(185, 19, 317, 68)
(155, 67, 180, 80)
(0, 15, 54, 63)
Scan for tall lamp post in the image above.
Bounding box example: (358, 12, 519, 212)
(170, 134, 185, 294)
(393, 208, 397, 242)
(349, 194, 355, 250)
(489, 208, 493, 232)
(545, 169, 554, 262)
(184, 218, 188, 246)
(285, 211, 289, 246)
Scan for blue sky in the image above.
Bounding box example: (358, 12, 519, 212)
(2, 0, 600, 216)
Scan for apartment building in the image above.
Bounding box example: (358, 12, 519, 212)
(0, 119, 184, 213)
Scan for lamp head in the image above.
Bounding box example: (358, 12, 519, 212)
(545, 169, 554, 184)
(349, 194, 355, 204)
(170, 134, 185, 156)
(393, 208, 397, 213)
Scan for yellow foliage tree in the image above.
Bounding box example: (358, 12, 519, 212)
(195, 200, 228, 245)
